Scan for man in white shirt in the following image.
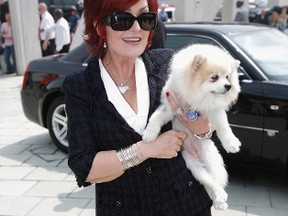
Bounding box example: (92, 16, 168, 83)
(46, 8, 71, 54)
(38, 3, 56, 56)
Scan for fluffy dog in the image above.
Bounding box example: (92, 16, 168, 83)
(142, 44, 241, 210)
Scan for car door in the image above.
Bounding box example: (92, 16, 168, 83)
(226, 70, 265, 165)
(165, 34, 264, 165)
(260, 81, 288, 169)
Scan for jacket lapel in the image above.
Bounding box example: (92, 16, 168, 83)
(141, 52, 163, 120)
(87, 59, 128, 124)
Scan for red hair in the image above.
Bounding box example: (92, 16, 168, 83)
(83, 0, 158, 58)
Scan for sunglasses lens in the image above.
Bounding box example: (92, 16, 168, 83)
(111, 13, 134, 31)
(138, 13, 157, 31)
(104, 12, 157, 31)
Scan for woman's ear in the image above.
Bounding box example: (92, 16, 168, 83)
(93, 21, 98, 30)
(95, 21, 106, 47)
(93, 21, 103, 37)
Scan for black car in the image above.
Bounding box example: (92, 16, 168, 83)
(21, 23, 288, 173)
(21, 44, 90, 152)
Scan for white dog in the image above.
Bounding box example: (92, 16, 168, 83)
(142, 44, 241, 210)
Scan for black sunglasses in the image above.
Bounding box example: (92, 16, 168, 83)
(103, 12, 157, 31)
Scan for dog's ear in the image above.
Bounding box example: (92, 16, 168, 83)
(192, 54, 206, 71)
(233, 60, 240, 71)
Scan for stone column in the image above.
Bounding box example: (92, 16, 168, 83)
(9, 0, 41, 75)
(269, 0, 287, 6)
(222, 0, 237, 22)
(174, 0, 223, 22)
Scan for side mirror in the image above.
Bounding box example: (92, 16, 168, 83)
(238, 66, 250, 81)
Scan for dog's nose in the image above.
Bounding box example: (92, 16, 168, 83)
(224, 84, 231, 91)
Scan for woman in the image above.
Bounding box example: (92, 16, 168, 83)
(62, 0, 213, 215)
(0, 12, 16, 74)
(277, 6, 287, 32)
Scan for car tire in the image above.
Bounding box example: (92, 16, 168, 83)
(47, 96, 68, 153)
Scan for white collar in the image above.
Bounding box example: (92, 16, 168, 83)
(99, 58, 149, 135)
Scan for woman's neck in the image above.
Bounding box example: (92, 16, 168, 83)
(103, 53, 136, 80)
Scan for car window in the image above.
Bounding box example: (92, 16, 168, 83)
(61, 44, 90, 63)
(165, 34, 251, 79)
(231, 29, 288, 81)
(165, 35, 220, 52)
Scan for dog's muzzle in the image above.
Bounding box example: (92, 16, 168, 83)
(225, 84, 231, 91)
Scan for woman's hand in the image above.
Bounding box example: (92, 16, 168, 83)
(139, 130, 186, 160)
(166, 91, 211, 135)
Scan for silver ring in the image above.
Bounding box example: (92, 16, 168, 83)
(175, 107, 184, 116)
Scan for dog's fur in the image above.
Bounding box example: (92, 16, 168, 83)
(142, 44, 241, 210)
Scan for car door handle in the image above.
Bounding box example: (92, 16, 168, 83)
(230, 124, 279, 137)
(270, 105, 279, 111)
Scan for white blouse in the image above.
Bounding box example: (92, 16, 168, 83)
(99, 58, 150, 135)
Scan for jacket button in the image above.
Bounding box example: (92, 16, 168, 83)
(146, 166, 152, 173)
(115, 201, 121, 207)
(188, 181, 193, 187)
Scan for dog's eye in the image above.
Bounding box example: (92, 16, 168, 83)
(226, 75, 229, 79)
(211, 75, 219, 81)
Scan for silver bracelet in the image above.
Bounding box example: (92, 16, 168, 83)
(194, 122, 214, 140)
(116, 144, 140, 171)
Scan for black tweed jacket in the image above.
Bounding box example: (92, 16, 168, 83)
(62, 49, 212, 216)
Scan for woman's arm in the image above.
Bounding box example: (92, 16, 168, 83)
(85, 150, 124, 183)
(86, 129, 186, 183)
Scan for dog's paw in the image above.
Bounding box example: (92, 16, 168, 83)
(214, 200, 229, 210)
(223, 136, 241, 153)
(142, 125, 161, 142)
(213, 191, 228, 210)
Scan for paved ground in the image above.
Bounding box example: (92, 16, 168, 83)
(0, 74, 288, 216)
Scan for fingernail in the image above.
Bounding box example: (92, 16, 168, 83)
(166, 92, 170, 97)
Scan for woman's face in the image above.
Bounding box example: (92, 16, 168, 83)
(105, 0, 151, 60)
(5, 13, 10, 22)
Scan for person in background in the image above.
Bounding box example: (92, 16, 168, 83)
(234, 0, 249, 23)
(269, 8, 279, 27)
(0, 0, 8, 73)
(158, 3, 168, 22)
(0, 0, 8, 24)
(254, 8, 269, 25)
(276, 6, 287, 32)
(0, 11, 16, 74)
(62, 0, 213, 215)
(45, 8, 70, 54)
(38, 3, 56, 56)
(69, 6, 80, 42)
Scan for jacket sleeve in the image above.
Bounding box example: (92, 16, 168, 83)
(62, 71, 98, 187)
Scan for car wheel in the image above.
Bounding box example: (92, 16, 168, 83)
(47, 97, 68, 153)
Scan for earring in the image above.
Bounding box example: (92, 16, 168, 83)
(103, 42, 107, 48)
